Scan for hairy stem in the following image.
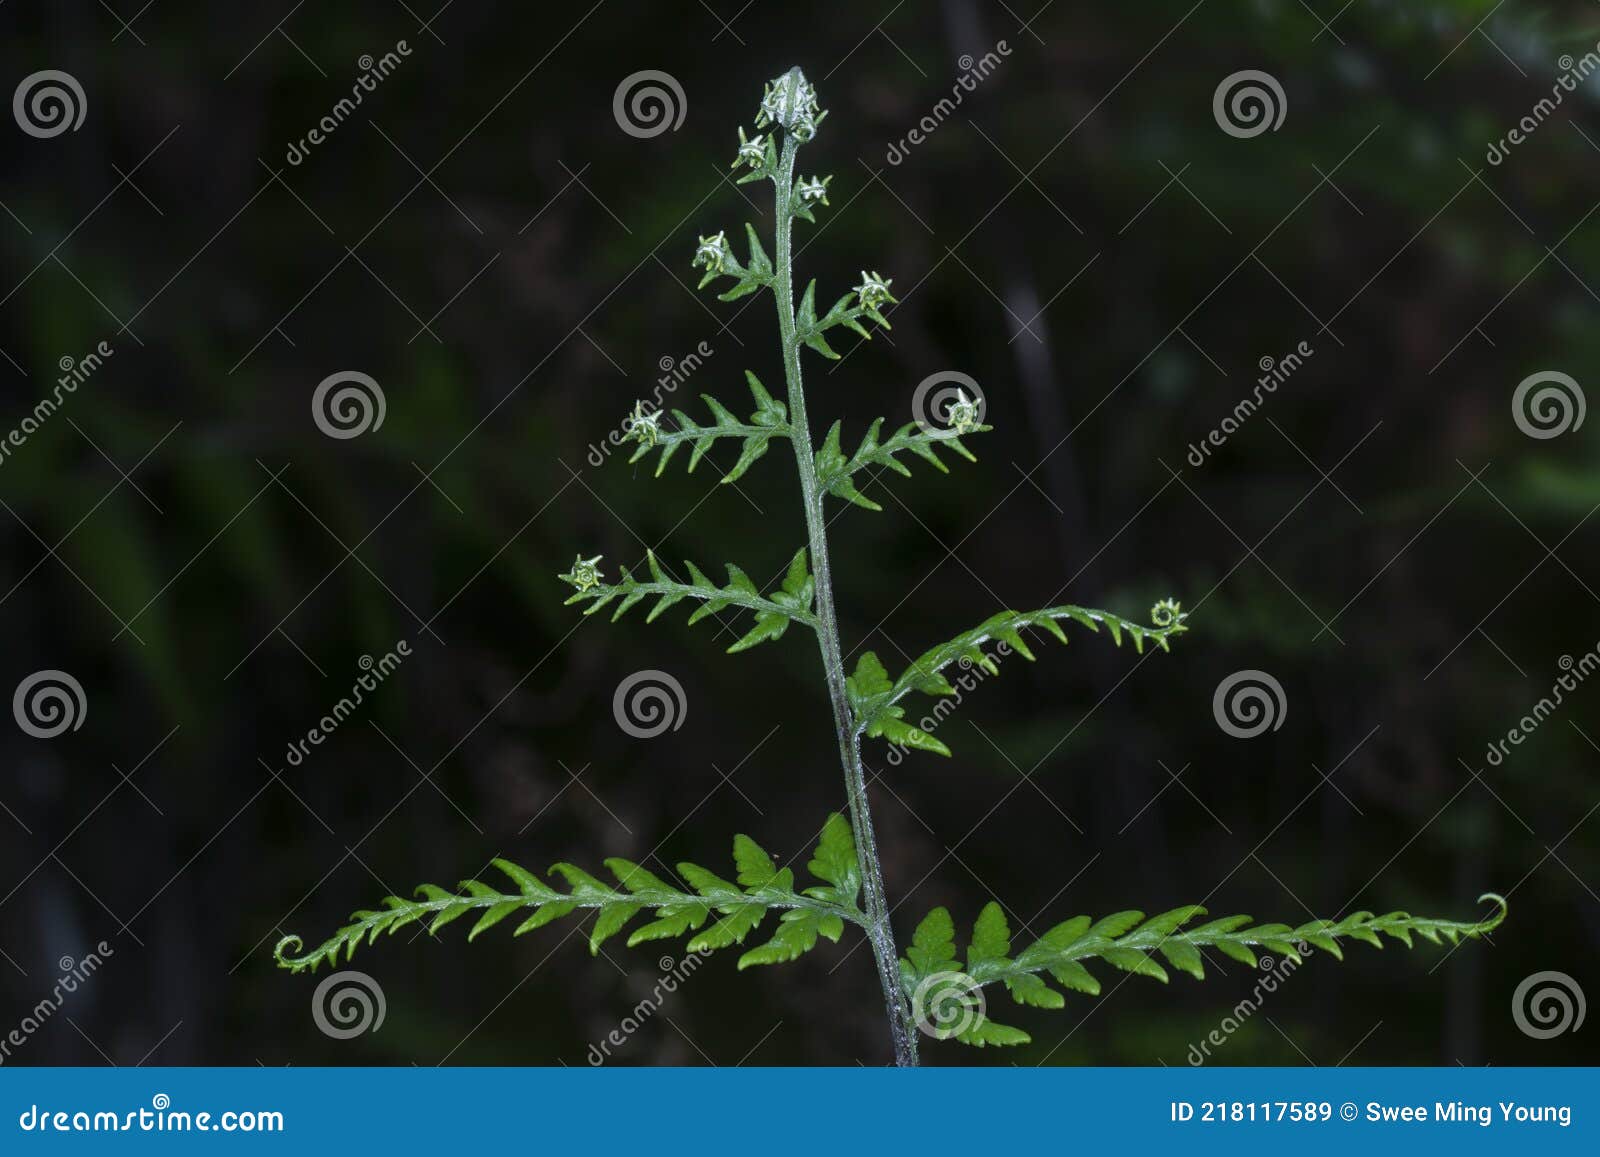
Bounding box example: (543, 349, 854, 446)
(770, 131, 918, 1066)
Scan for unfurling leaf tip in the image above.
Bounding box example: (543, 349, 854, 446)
(559, 553, 604, 593)
(1474, 892, 1508, 933)
(1150, 597, 1187, 632)
(273, 934, 306, 969)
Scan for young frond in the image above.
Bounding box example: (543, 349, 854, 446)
(900, 894, 1508, 1048)
(794, 278, 891, 360)
(730, 127, 778, 184)
(626, 371, 788, 483)
(562, 547, 816, 653)
(814, 417, 992, 512)
(284, 66, 1506, 1069)
(275, 815, 866, 976)
(848, 600, 1189, 757)
(693, 222, 774, 301)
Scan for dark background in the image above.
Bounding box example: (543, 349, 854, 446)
(1, 0, 1596, 1066)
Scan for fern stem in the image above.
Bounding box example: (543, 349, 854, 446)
(770, 128, 918, 1066)
(571, 578, 818, 630)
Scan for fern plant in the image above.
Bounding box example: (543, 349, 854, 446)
(277, 68, 1505, 1065)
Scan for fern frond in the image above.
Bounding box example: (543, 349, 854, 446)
(794, 278, 889, 360)
(849, 600, 1189, 756)
(900, 895, 1507, 1047)
(814, 418, 992, 512)
(564, 547, 816, 653)
(627, 371, 788, 484)
(694, 223, 774, 301)
(275, 815, 866, 974)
